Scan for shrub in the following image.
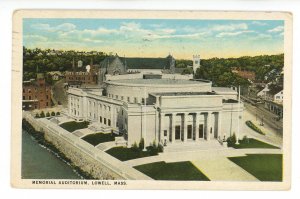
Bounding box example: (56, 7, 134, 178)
(242, 135, 250, 144)
(56, 112, 60, 116)
(35, 113, 40, 118)
(51, 111, 56, 116)
(227, 133, 237, 147)
(132, 142, 139, 152)
(157, 143, 164, 153)
(46, 112, 50, 117)
(245, 120, 265, 135)
(139, 138, 145, 150)
(40, 111, 45, 118)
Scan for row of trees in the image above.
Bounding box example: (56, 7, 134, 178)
(35, 111, 60, 118)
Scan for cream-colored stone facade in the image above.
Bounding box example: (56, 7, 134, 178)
(67, 74, 243, 149)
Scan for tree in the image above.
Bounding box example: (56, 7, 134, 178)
(40, 111, 45, 118)
(138, 138, 145, 150)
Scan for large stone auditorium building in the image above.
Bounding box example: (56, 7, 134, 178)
(67, 54, 243, 149)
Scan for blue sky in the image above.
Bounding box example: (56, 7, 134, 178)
(23, 18, 284, 59)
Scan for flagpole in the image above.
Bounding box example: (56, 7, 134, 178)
(236, 85, 240, 145)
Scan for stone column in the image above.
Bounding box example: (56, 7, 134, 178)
(211, 113, 215, 139)
(183, 113, 187, 142)
(171, 113, 175, 143)
(195, 113, 199, 141)
(68, 96, 72, 115)
(110, 106, 114, 127)
(160, 113, 164, 144)
(206, 112, 211, 140)
(218, 112, 222, 140)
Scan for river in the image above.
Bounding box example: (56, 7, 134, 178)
(21, 129, 81, 179)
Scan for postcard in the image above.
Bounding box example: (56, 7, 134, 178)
(11, 10, 292, 190)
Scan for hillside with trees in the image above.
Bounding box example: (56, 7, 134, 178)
(187, 54, 283, 87)
(23, 47, 283, 88)
(23, 47, 107, 81)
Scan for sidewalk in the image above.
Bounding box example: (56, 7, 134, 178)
(192, 158, 258, 181)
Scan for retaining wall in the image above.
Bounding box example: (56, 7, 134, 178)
(22, 112, 135, 180)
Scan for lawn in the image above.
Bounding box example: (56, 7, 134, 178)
(82, 133, 119, 146)
(232, 138, 280, 149)
(59, 121, 89, 132)
(228, 154, 282, 181)
(106, 146, 157, 161)
(134, 161, 210, 181)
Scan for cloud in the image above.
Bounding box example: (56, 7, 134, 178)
(268, 26, 284, 33)
(24, 34, 48, 42)
(143, 32, 207, 41)
(257, 33, 272, 39)
(82, 38, 103, 43)
(252, 21, 267, 26)
(216, 30, 255, 37)
(31, 23, 76, 32)
(157, 28, 176, 34)
(211, 23, 248, 32)
(249, 33, 273, 41)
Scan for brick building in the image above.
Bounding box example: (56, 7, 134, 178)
(65, 60, 98, 85)
(22, 73, 52, 110)
(65, 70, 98, 85)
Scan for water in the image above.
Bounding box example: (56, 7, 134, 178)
(21, 129, 81, 179)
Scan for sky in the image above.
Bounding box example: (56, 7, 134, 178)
(23, 18, 284, 59)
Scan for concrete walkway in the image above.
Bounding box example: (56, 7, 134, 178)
(124, 147, 282, 181)
(96, 141, 117, 151)
(192, 157, 258, 181)
(73, 128, 95, 138)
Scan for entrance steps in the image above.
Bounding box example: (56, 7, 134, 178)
(88, 122, 119, 134)
(163, 140, 224, 153)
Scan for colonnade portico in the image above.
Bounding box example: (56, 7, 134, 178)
(160, 111, 222, 145)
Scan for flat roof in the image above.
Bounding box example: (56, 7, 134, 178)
(151, 92, 216, 96)
(107, 78, 210, 85)
(212, 87, 237, 93)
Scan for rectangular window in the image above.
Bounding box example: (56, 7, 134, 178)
(164, 130, 167, 137)
(29, 96, 31, 100)
(187, 125, 192, 139)
(127, 97, 130, 102)
(108, 119, 111, 126)
(23, 96, 25, 100)
(121, 96, 124, 100)
(100, 116, 102, 123)
(104, 118, 106, 125)
(46, 102, 48, 106)
(141, 98, 145, 104)
(116, 95, 118, 99)
(134, 97, 137, 103)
